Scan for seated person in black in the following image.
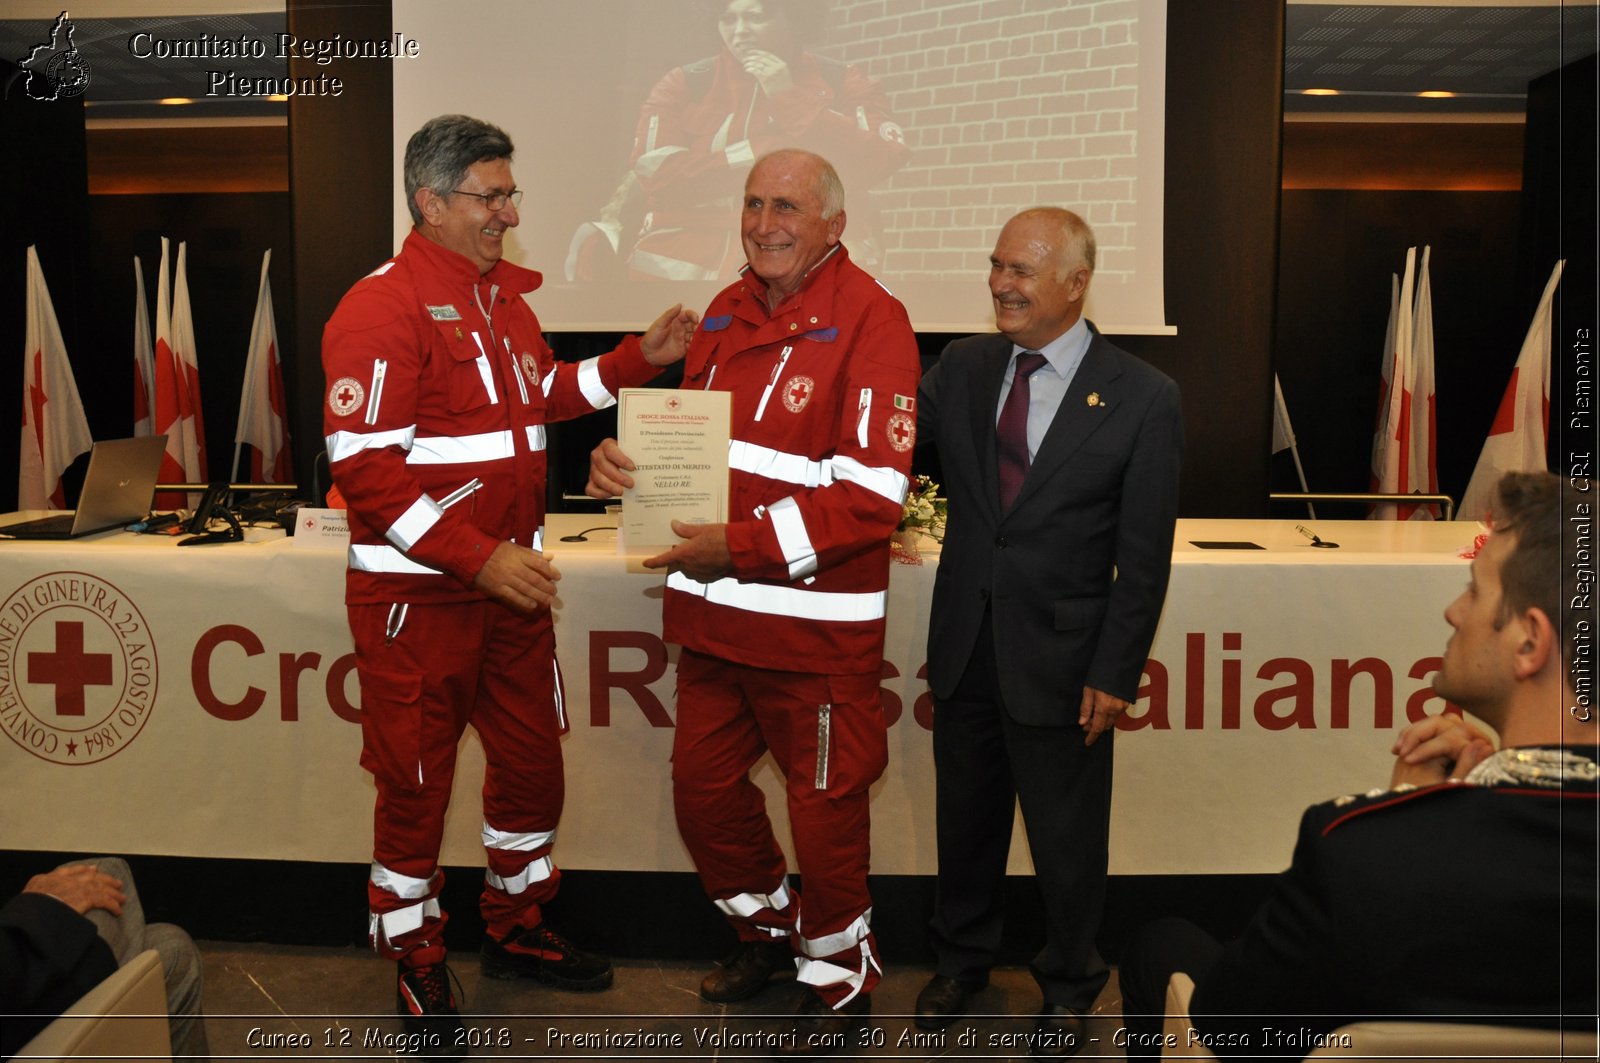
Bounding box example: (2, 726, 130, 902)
(1118, 471, 1598, 1058)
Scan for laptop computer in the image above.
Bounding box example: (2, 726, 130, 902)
(2, 436, 168, 540)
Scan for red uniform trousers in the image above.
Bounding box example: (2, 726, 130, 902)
(352, 599, 567, 968)
(672, 650, 887, 1006)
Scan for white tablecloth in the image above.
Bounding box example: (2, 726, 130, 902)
(0, 512, 1476, 874)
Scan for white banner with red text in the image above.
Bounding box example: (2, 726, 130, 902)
(0, 514, 1475, 875)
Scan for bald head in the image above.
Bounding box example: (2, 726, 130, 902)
(1007, 207, 1096, 279)
(988, 207, 1096, 350)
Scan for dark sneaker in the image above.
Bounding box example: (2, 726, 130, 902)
(480, 923, 613, 990)
(773, 989, 872, 1058)
(396, 963, 465, 1061)
(700, 938, 795, 1003)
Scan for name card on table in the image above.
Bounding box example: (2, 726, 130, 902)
(292, 508, 350, 549)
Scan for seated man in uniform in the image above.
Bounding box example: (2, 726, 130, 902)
(1118, 471, 1598, 1057)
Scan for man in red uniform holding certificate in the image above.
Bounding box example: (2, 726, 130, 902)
(589, 148, 919, 1055)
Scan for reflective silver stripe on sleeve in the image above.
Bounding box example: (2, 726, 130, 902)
(481, 825, 556, 852)
(729, 440, 833, 487)
(525, 425, 547, 453)
(469, 332, 500, 405)
(856, 105, 870, 131)
(365, 359, 387, 426)
(630, 244, 725, 281)
(829, 455, 910, 506)
(576, 356, 614, 409)
(710, 113, 733, 152)
(348, 543, 446, 576)
(712, 881, 792, 920)
(326, 426, 416, 463)
(634, 144, 687, 180)
(767, 496, 817, 580)
(387, 495, 442, 551)
(407, 430, 515, 464)
(552, 655, 566, 730)
(665, 572, 886, 622)
(484, 857, 555, 895)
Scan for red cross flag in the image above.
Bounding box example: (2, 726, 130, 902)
(153, 238, 207, 506)
(1458, 260, 1563, 525)
(1401, 246, 1438, 520)
(232, 249, 292, 483)
(18, 245, 93, 510)
(1369, 249, 1416, 519)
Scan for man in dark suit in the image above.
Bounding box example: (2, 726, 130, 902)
(1116, 471, 1598, 1058)
(0, 858, 208, 1058)
(912, 207, 1183, 1056)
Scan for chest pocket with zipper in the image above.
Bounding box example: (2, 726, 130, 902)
(435, 321, 498, 415)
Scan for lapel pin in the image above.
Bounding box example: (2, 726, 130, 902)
(1087, 392, 1101, 407)
(455, 327, 464, 340)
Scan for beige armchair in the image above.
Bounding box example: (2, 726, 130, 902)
(15, 948, 173, 1063)
(1160, 971, 1596, 1061)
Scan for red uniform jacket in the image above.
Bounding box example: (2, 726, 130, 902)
(663, 246, 920, 671)
(322, 231, 661, 604)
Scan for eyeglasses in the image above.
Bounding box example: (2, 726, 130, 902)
(448, 188, 523, 211)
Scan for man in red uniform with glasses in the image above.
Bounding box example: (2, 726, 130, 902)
(323, 113, 697, 1050)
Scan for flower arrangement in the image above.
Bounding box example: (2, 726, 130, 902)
(897, 474, 947, 541)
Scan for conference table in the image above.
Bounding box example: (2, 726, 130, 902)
(0, 511, 1476, 876)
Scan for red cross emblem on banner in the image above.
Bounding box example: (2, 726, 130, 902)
(29, 621, 113, 717)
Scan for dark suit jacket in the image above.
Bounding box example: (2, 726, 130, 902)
(0, 892, 116, 1056)
(918, 325, 1182, 724)
(1191, 758, 1600, 1054)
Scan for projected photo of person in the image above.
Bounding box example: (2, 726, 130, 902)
(565, 0, 909, 285)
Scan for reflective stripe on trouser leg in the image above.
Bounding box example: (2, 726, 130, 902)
(671, 651, 794, 942)
(483, 824, 557, 894)
(474, 610, 567, 938)
(762, 668, 885, 1001)
(795, 909, 880, 1006)
(713, 880, 795, 940)
(368, 861, 444, 962)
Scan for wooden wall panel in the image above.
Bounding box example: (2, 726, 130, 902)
(1283, 120, 1524, 191)
(88, 124, 289, 195)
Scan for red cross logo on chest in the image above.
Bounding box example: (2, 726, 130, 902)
(782, 375, 815, 413)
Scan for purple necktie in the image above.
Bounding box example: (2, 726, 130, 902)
(997, 351, 1047, 510)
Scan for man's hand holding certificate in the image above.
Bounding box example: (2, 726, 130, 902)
(587, 389, 731, 571)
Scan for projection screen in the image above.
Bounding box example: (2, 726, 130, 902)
(393, 0, 1171, 335)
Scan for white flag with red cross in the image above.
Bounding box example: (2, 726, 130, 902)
(19, 245, 94, 510)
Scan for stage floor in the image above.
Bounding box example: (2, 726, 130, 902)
(199, 944, 1125, 1060)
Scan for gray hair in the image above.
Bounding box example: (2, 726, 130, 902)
(1013, 206, 1097, 278)
(404, 115, 515, 225)
(753, 148, 845, 219)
